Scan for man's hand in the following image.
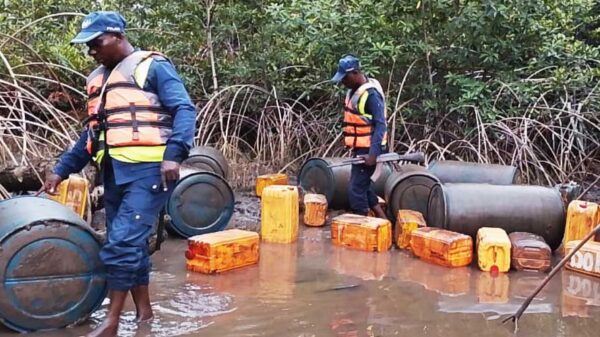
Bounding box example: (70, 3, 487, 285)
(364, 154, 377, 166)
(42, 174, 63, 195)
(160, 160, 180, 191)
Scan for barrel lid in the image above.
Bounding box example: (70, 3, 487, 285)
(298, 158, 335, 205)
(384, 171, 439, 223)
(426, 183, 448, 229)
(166, 171, 235, 238)
(0, 198, 106, 332)
(188, 146, 229, 178)
(180, 155, 225, 178)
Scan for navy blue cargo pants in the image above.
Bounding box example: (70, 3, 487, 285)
(101, 162, 172, 291)
(348, 163, 379, 215)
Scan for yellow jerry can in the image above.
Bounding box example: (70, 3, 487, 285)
(261, 185, 299, 243)
(476, 227, 511, 273)
(48, 174, 89, 219)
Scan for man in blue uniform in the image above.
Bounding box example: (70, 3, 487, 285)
(42, 11, 195, 337)
(332, 55, 388, 218)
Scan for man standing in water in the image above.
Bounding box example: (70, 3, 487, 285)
(331, 55, 388, 218)
(42, 11, 195, 337)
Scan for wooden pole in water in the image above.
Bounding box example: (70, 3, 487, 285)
(503, 223, 600, 333)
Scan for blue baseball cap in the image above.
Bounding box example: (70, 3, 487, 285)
(71, 11, 126, 44)
(331, 55, 361, 83)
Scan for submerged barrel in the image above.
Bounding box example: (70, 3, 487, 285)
(427, 183, 565, 250)
(166, 170, 235, 238)
(384, 165, 440, 222)
(427, 160, 519, 185)
(297, 157, 394, 210)
(183, 146, 230, 179)
(0, 197, 106, 332)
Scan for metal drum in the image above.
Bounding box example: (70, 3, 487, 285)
(383, 165, 440, 222)
(0, 197, 106, 332)
(427, 160, 519, 185)
(166, 171, 235, 238)
(183, 146, 230, 179)
(427, 183, 566, 250)
(297, 157, 393, 210)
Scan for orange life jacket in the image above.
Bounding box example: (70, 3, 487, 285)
(85, 50, 173, 163)
(343, 78, 387, 149)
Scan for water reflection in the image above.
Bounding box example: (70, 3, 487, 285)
(477, 273, 509, 304)
(330, 247, 391, 281)
(561, 270, 600, 318)
(258, 242, 298, 301)
(396, 255, 471, 297)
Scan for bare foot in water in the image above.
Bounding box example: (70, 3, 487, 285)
(84, 317, 119, 337)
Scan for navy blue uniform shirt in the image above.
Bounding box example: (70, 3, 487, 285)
(54, 57, 196, 184)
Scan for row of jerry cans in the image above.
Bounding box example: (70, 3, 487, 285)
(185, 185, 395, 273)
(396, 209, 552, 272)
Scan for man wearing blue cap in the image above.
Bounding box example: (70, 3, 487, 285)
(332, 55, 388, 218)
(42, 11, 196, 337)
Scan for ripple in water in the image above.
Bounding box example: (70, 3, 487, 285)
(91, 283, 235, 337)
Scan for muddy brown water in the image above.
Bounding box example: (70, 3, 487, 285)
(0, 225, 598, 337)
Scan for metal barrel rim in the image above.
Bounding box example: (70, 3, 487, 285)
(166, 171, 235, 238)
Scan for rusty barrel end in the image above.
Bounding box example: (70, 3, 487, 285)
(0, 196, 106, 332)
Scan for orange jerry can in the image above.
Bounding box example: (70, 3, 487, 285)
(410, 227, 473, 268)
(303, 193, 328, 226)
(48, 174, 89, 218)
(331, 214, 392, 252)
(564, 200, 600, 248)
(476, 227, 511, 273)
(509, 232, 551, 272)
(185, 229, 259, 274)
(395, 210, 427, 250)
(565, 240, 600, 278)
(260, 185, 299, 243)
(255, 173, 288, 197)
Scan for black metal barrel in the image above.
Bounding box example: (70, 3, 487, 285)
(166, 169, 235, 238)
(0, 197, 106, 332)
(383, 165, 440, 222)
(297, 157, 393, 210)
(182, 146, 230, 179)
(427, 183, 565, 250)
(427, 160, 519, 185)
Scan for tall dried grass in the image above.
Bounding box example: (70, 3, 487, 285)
(1, 13, 598, 192)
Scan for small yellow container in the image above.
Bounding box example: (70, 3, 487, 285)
(48, 174, 89, 219)
(185, 229, 259, 274)
(564, 201, 600, 249)
(476, 227, 511, 273)
(255, 173, 289, 197)
(260, 185, 299, 243)
(395, 210, 427, 250)
(331, 214, 392, 252)
(303, 193, 328, 227)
